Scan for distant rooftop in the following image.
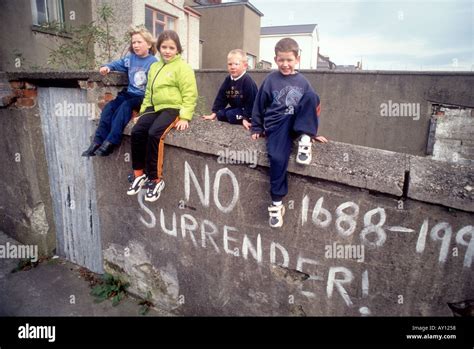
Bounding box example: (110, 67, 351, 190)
(261, 24, 317, 36)
(192, 1, 264, 17)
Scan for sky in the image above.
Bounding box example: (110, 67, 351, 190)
(244, 0, 473, 70)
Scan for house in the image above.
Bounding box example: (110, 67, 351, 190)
(93, 0, 201, 69)
(260, 24, 319, 69)
(141, 0, 201, 69)
(191, 0, 263, 69)
(0, 0, 92, 71)
(0, 0, 201, 71)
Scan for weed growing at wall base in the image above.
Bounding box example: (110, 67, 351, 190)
(90, 273, 129, 306)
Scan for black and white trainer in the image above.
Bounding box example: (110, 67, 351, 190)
(145, 180, 165, 202)
(127, 173, 147, 195)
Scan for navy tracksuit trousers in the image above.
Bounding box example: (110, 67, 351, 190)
(216, 107, 247, 124)
(266, 100, 319, 202)
(94, 90, 143, 145)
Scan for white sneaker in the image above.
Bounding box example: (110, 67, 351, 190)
(268, 204, 285, 228)
(145, 180, 165, 202)
(127, 174, 147, 195)
(296, 135, 312, 165)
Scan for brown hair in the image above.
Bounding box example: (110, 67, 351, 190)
(274, 38, 299, 58)
(157, 30, 183, 54)
(128, 26, 157, 55)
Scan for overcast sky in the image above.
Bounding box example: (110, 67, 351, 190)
(245, 0, 473, 70)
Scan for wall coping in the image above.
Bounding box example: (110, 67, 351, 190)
(3, 71, 473, 212)
(4, 70, 474, 79)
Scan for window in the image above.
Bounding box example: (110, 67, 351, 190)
(31, 0, 65, 26)
(247, 53, 256, 69)
(145, 6, 176, 38)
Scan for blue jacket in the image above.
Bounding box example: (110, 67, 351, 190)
(105, 53, 158, 96)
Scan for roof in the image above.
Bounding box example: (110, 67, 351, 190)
(192, 1, 264, 17)
(261, 24, 317, 36)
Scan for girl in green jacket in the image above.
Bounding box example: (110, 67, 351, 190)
(127, 30, 198, 202)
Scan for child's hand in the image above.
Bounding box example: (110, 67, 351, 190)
(175, 120, 189, 131)
(242, 119, 251, 130)
(314, 135, 328, 143)
(202, 113, 216, 120)
(251, 133, 260, 140)
(99, 66, 110, 75)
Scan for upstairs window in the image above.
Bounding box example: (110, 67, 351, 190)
(145, 6, 176, 37)
(31, 0, 65, 26)
(247, 53, 256, 69)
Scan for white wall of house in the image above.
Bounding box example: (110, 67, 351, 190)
(260, 29, 318, 69)
(133, 0, 200, 68)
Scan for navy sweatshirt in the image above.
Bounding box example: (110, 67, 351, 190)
(212, 72, 258, 121)
(251, 71, 320, 134)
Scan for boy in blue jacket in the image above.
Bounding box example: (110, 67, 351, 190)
(82, 27, 157, 157)
(251, 38, 321, 228)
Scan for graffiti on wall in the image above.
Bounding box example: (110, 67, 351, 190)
(136, 161, 473, 312)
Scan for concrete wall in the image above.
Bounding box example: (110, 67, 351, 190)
(0, 76, 56, 255)
(96, 118, 473, 316)
(432, 106, 474, 165)
(0, 0, 92, 71)
(241, 5, 261, 68)
(1, 71, 472, 316)
(196, 3, 261, 69)
(196, 70, 474, 156)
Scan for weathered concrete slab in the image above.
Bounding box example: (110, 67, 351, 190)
(408, 157, 474, 212)
(0, 107, 55, 255)
(0, 232, 170, 316)
(5, 71, 127, 85)
(165, 117, 407, 197)
(94, 139, 474, 316)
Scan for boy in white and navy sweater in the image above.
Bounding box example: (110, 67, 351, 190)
(202, 49, 258, 130)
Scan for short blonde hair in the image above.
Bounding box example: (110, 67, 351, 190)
(128, 26, 157, 55)
(227, 49, 247, 63)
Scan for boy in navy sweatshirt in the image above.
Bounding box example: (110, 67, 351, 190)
(202, 49, 257, 130)
(251, 38, 321, 228)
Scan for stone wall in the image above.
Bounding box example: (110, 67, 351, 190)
(0, 70, 472, 315)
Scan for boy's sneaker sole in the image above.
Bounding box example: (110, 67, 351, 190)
(127, 174, 147, 195)
(268, 204, 285, 228)
(296, 139, 312, 165)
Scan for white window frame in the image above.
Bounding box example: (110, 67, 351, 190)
(31, 0, 65, 26)
(247, 53, 256, 69)
(145, 6, 177, 38)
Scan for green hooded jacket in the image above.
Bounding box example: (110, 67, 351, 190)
(139, 54, 198, 121)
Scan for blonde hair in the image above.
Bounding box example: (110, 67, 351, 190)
(128, 26, 157, 55)
(227, 49, 247, 63)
